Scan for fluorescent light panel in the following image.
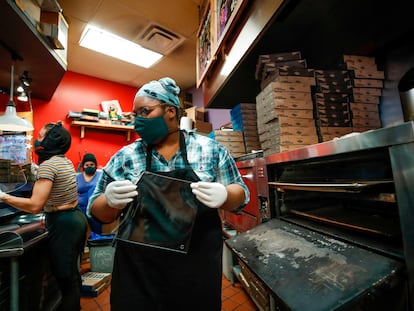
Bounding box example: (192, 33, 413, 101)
(79, 25, 163, 68)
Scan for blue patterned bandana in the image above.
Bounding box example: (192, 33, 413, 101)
(136, 77, 180, 108)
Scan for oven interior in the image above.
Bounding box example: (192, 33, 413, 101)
(267, 147, 404, 260)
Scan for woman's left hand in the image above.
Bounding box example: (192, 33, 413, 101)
(190, 181, 228, 208)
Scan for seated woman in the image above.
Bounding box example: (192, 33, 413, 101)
(76, 153, 102, 235)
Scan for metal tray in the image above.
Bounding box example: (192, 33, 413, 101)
(269, 180, 393, 193)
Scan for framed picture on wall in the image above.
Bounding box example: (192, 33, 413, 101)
(101, 100, 123, 114)
(196, 3, 215, 88)
(215, 0, 248, 50)
(196, 0, 249, 88)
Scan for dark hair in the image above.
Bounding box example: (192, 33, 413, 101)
(81, 153, 97, 166)
(44, 122, 58, 132)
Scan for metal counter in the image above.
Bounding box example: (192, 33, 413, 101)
(265, 121, 414, 164)
(0, 213, 47, 311)
(226, 219, 405, 311)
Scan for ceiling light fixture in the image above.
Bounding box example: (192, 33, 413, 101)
(16, 71, 31, 102)
(79, 25, 163, 68)
(17, 84, 25, 93)
(19, 70, 32, 87)
(17, 92, 28, 102)
(0, 64, 34, 132)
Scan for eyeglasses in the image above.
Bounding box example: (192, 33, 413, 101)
(133, 103, 165, 118)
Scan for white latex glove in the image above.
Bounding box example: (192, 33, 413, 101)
(105, 180, 138, 209)
(31, 163, 39, 178)
(190, 181, 228, 209)
(0, 189, 6, 202)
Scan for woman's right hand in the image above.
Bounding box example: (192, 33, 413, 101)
(0, 189, 7, 201)
(104, 180, 138, 209)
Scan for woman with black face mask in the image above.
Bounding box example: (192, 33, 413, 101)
(0, 121, 88, 311)
(76, 153, 102, 235)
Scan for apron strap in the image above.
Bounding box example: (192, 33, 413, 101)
(145, 144, 152, 171)
(179, 130, 191, 168)
(145, 130, 190, 170)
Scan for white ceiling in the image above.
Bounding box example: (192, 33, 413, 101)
(58, 0, 203, 91)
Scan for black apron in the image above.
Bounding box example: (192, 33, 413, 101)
(111, 131, 223, 311)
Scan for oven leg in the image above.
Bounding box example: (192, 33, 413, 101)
(269, 295, 276, 311)
(10, 256, 19, 311)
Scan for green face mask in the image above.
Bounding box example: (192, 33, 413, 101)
(84, 166, 97, 175)
(34, 140, 42, 149)
(134, 115, 169, 144)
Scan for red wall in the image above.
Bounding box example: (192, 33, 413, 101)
(0, 71, 139, 169)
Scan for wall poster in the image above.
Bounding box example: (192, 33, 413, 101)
(0, 133, 28, 164)
(196, 4, 213, 87)
(216, 0, 247, 49)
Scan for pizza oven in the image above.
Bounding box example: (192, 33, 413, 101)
(222, 152, 271, 233)
(226, 122, 414, 311)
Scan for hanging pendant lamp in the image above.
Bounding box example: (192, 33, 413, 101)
(0, 64, 34, 132)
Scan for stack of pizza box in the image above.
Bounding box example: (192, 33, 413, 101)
(210, 130, 246, 158)
(255, 52, 318, 156)
(343, 54, 384, 132)
(313, 69, 354, 141)
(230, 103, 261, 153)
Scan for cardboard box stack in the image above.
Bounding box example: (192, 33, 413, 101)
(313, 70, 354, 141)
(209, 130, 246, 158)
(230, 103, 261, 153)
(15, 0, 41, 27)
(343, 54, 384, 132)
(81, 272, 111, 297)
(255, 51, 309, 90)
(255, 52, 318, 156)
(185, 106, 212, 135)
(254, 52, 385, 150)
(179, 92, 193, 110)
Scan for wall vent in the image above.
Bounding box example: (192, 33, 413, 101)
(138, 24, 185, 55)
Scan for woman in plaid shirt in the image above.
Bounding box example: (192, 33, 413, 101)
(88, 77, 249, 311)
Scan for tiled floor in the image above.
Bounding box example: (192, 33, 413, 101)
(80, 272, 258, 311)
(221, 277, 258, 311)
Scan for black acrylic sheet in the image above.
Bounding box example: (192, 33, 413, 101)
(116, 171, 198, 254)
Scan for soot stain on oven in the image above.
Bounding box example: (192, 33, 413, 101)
(238, 226, 366, 292)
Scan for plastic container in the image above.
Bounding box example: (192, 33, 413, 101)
(87, 234, 115, 273)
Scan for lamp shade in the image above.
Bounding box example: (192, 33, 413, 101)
(0, 63, 34, 132)
(0, 100, 34, 132)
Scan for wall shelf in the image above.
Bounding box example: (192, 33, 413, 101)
(71, 121, 134, 141)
